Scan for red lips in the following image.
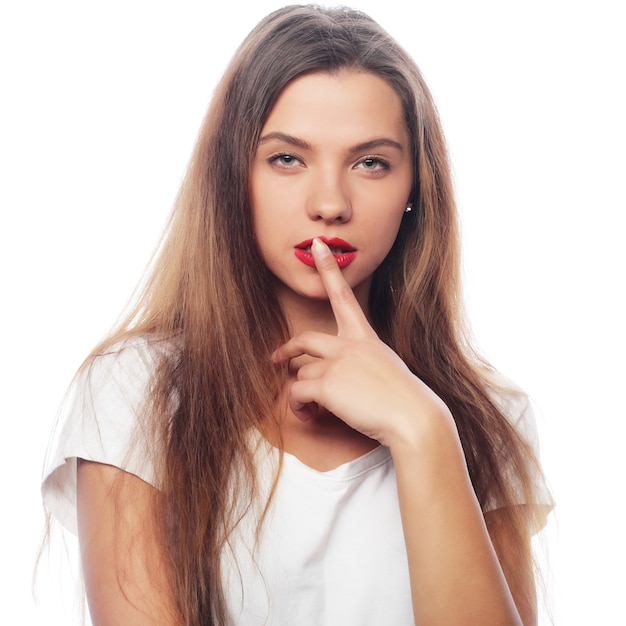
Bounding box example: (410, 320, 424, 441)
(294, 236, 357, 269)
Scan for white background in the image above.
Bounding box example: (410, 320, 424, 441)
(1, 1, 624, 624)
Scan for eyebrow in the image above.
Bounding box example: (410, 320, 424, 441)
(257, 132, 405, 153)
(258, 132, 312, 151)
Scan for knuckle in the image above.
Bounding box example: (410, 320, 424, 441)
(299, 330, 316, 344)
(318, 376, 332, 399)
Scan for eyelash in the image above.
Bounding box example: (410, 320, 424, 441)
(268, 152, 303, 169)
(357, 156, 390, 172)
(267, 152, 391, 174)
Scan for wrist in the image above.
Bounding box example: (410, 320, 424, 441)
(387, 402, 470, 484)
(386, 392, 456, 453)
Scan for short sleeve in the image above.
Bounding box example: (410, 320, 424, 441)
(483, 375, 554, 531)
(41, 337, 164, 535)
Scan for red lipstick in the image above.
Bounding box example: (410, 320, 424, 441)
(294, 236, 357, 269)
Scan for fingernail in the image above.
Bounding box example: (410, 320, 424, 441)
(312, 238, 330, 257)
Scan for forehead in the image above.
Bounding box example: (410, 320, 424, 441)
(260, 70, 408, 145)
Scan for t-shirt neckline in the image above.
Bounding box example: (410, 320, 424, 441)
(280, 443, 392, 482)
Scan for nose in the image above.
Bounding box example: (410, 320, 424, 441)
(305, 169, 352, 224)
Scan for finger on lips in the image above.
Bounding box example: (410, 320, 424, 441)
(271, 238, 370, 365)
(310, 238, 367, 334)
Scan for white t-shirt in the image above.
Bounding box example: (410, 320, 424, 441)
(42, 337, 552, 626)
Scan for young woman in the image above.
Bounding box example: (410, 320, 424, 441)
(42, 5, 552, 625)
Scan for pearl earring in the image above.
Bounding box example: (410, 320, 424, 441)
(404, 203, 413, 213)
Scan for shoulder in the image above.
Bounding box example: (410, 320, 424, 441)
(42, 334, 178, 533)
(482, 369, 540, 451)
(83, 333, 176, 390)
(66, 334, 176, 437)
(481, 369, 554, 522)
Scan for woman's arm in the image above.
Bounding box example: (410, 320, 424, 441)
(485, 506, 538, 626)
(77, 459, 182, 626)
(273, 239, 535, 625)
(392, 431, 527, 625)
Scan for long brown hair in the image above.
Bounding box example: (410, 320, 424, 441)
(83, 5, 546, 624)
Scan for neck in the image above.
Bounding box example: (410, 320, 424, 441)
(280, 291, 338, 336)
(275, 278, 372, 336)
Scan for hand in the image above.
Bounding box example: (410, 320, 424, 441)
(271, 238, 452, 449)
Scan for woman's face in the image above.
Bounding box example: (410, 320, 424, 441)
(250, 70, 413, 309)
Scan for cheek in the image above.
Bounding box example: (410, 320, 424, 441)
(381, 208, 407, 255)
(250, 171, 291, 230)
(251, 210, 271, 259)
(249, 180, 272, 244)
(360, 211, 405, 271)
(377, 207, 406, 244)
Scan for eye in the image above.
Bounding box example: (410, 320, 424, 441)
(268, 152, 303, 169)
(356, 156, 390, 174)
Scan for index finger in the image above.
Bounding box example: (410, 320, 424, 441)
(311, 237, 371, 336)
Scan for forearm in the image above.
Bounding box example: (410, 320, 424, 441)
(391, 416, 523, 626)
